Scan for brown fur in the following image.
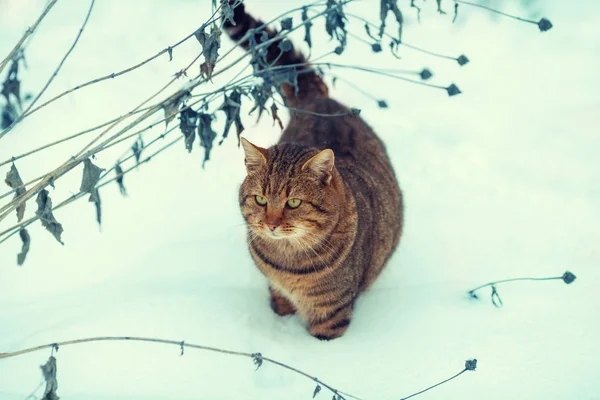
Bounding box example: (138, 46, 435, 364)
(226, 2, 403, 340)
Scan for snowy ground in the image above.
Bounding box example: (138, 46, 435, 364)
(0, 0, 599, 399)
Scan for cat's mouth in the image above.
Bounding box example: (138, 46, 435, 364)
(261, 226, 299, 240)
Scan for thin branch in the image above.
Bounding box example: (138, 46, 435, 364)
(0, 0, 344, 225)
(346, 13, 458, 61)
(0, 336, 356, 399)
(455, 0, 537, 24)
(0, 0, 96, 140)
(399, 369, 468, 400)
(0, 0, 58, 75)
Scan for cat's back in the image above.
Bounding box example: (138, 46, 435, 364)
(280, 98, 403, 290)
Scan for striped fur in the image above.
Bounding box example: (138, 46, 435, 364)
(228, 2, 403, 340)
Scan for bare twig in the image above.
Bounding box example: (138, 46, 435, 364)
(0, 336, 357, 400)
(0, 0, 58, 75)
(399, 359, 477, 400)
(0, 0, 96, 140)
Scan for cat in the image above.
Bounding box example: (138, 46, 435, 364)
(224, 1, 403, 340)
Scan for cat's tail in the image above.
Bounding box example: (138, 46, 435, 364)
(222, 1, 329, 109)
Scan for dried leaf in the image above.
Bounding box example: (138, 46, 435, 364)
(167, 46, 173, 61)
(325, 0, 347, 52)
(302, 7, 313, 49)
(278, 39, 293, 53)
(248, 85, 270, 117)
(562, 271, 576, 284)
(411, 0, 422, 22)
(198, 113, 217, 168)
(132, 136, 144, 165)
(446, 84, 461, 96)
(457, 54, 469, 66)
(40, 356, 59, 400)
(491, 285, 503, 308)
(465, 359, 478, 371)
(80, 158, 105, 198)
(1, 59, 22, 109)
(379, 0, 404, 41)
(115, 163, 127, 196)
(219, 90, 244, 145)
(179, 107, 199, 153)
(163, 99, 182, 127)
(17, 228, 30, 266)
(371, 43, 382, 53)
(436, 0, 447, 14)
(90, 189, 101, 226)
(195, 24, 221, 79)
(35, 190, 64, 245)
(251, 352, 263, 370)
(313, 384, 322, 398)
(271, 102, 283, 130)
(5, 163, 26, 221)
(377, 100, 388, 108)
(280, 17, 293, 31)
(2, 103, 17, 128)
(420, 68, 433, 80)
(453, 2, 459, 23)
(364, 23, 378, 41)
(538, 18, 553, 32)
(220, 0, 236, 26)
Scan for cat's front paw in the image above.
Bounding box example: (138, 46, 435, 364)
(270, 292, 296, 316)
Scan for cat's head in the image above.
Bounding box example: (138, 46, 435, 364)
(239, 138, 340, 242)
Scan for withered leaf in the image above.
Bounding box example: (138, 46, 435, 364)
(453, 2, 459, 23)
(248, 85, 270, 117)
(90, 189, 102, 226)
(371, 43, 382, 53)
(1, 59, 22, 109)
(162, 91, 190, 127)
(420, 68, 433, 80)
(364, 23, 377, 41)
(167, 46, 173, 61)
(219, 90, 244, 145)
(325, 0, 348, 52)
(465, 358, 478, 371)
(538, 18, 553, 32)
(457, 54, 469, 66)
(379, 0, 404, 41)
(271, 102, 283, 130)
(436, 0, 447, 14)
(377, 100, 388, 108)
(313, 384, 322, 398)
(278, 39, 293, 53)
(5, 163, 26, 221)
(40, 355, 59, 400)
(198, 113, 217, 168)
(195, 24, 221, 79)
(302, 7, 313, 48)
(17, 228, 30, 266)
(132, 136, 144, 165)
(35, 190, 64, 245)
(80, 158, 105, 198)
(179, 107, 199, 153)
(280, 17, 293, 31)
(562, 271, 576, 284)
(446, 84, 461, 96)
(220, 0, 236, 26)
(2, 103, 17, 129)
(251, 352, 263, 370)
(115, 163, 127, 196)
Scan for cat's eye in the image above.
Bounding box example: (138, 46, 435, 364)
(287, 199, 302, 209)
(255, 195, 267, 206)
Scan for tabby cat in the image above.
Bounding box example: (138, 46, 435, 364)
(225, 2, 403, 340)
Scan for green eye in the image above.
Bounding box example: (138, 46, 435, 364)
(287, 199, 302, 209)
(255, 195, 267, 206)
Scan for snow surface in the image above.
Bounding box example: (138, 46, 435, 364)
(0, 0, 599, 399)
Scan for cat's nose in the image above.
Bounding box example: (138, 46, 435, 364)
(266, 222, 279, 231)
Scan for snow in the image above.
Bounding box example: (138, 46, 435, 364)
(1, 0, 599, 399)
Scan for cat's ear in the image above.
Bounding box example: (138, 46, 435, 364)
(241, 138, 267, 171)
(302, 149, 334, 185)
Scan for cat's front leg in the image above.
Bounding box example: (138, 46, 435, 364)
(269, 287, 296, 316)
(306, 298, 355, 340)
